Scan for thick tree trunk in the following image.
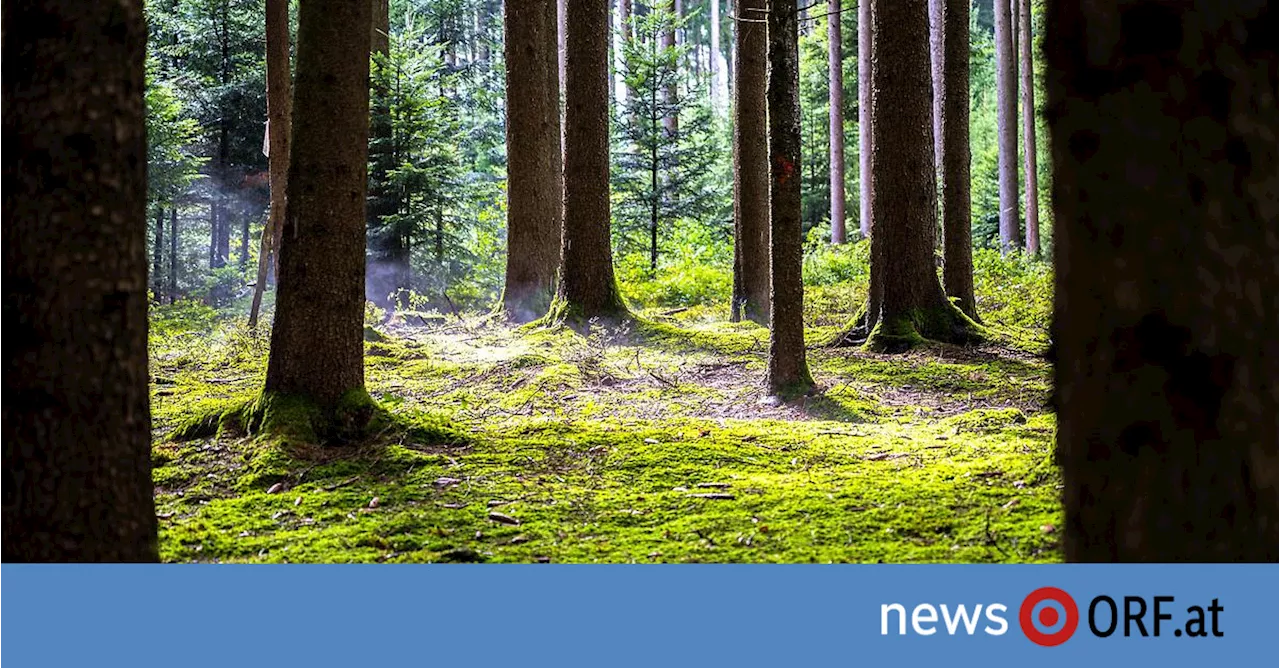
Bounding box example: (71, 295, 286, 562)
(857, 0, 871, 239)
(994, 0, 1019, 252)
(2, 0, 157, 562)
(827, 0, 847, 245)
(730, 0, 769, 325)
(250, 0, 293, 329)
(1019, 0, 1038, 257)
(264, 0, 373, 412)
(503, 0, 564, 322)
(864, 0, 979, 352)
(764, 0, 814, 396)
(931, 0, 978, 320)
(1047, 0, 1277, 562)
(557, 0, 628, 322)
(370, 0, 389, 54)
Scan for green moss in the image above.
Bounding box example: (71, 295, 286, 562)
(865, 305, 985, 353)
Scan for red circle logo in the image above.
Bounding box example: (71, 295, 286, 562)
(1019, 587, 1079, 646)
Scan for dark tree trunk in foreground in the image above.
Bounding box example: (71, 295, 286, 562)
(827, 0, 847, 245)
(863, 0, 978, 352)
(556, 0, 628, 321)
(2, 0, 158, 562)
(764, 0, 814, 396)
(503, 0, 563, 322)
(1019, 0, 1038, 257)
(265, 0, 373, 413)
(857, 0, 871, 239)
(730, 0, 769, 325)
(1048, 0, 1277, 562)
(249, 0, 293, 328)
(994, 0, 1019, 252)
(931, 0, 978, 320)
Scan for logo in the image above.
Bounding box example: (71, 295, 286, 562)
(1019, 587, 1080, 646)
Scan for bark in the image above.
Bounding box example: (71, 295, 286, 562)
(857, 0, 871, 238)
(1047, 0, 1277, 562)
(931, 0, 978, 320)
(169, 208, 179, 303)
(2, 0, 157, 562)
(238, 207, 249, 270)
(250, 0, 293, 329)
(994, 0, 1019, 252)
(154, 206, 166, 298)
(557, 0, 628, 321)
(710, 0, 723, 111)
(827, 0, 847, 244)
(1019, 0, 1038, 257)
(864, 0, 978, 352)
(619, 0, 633, 103)
(371, 0, 389, 56)
(264, 0, 373, 408)
(503, 0, 564, 322)
(662, 0, 679, 138)
(730, 0, 769, 325)
(366, 0, 404, 308)
(765, 0, 814, 396)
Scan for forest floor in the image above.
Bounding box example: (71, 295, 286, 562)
(150, 302, 1062, 563)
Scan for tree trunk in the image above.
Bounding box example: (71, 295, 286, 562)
(827, 0, 847, 245)
(153, 206, 165, 298)
(264, 0, 373, 416)
(864, 0, 978, 352)
(662, 0, 679, 139)
(931, 0, 978, 320)
(857, 0, 871, 238)
(557, 0, 628, 322)
(1019, 0, 1038, 257)
(1047, 0, 1277, 562)
(710, 0, 723, 112)
(170, 207, 180, 303)
(250, 0, 293, 329)
(238, 207, 249, 270)
(764, 0, 814, 396)
(366, 0, 403, 308)
(994, 0, 1019, 252)
(503, 0, 563, 322)
(730, 0, 769, 325)
(2, 0, 157, 562)
(619, 0, 633, 103)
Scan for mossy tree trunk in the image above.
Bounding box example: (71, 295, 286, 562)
(250, 0, 293, 329)
(264, 0, 374, 415)
(556, 0, 629, 322)
(931, 0, 978, 321)
(1047, 0, 1277, 561)
(863, 0, 979, 353)
(764, 0, 814, 397)
(503, 0, 563, 322)
(730, 0, 770, 325)
(2, 0, 158, 561)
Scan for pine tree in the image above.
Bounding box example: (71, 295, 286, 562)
(764, 0, 814, 397)
(262, 0, 378, 438)
(502, 0, 563, 321)
(3, 0, 158, 561)
(827, 0, 848, 245)
(994, 0, 1019, 252)
(1048, 0, 1277, 561)
(730, 0, 769, 325)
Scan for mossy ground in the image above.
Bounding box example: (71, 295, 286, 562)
(150, 300, 1060, 563)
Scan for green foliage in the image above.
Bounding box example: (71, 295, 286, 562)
(145, 56, 206, 207)
(612, 5, 731, 272)
(971, 248, 1053, 338)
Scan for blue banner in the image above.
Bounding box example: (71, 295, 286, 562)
(3, 565, 1276, 666)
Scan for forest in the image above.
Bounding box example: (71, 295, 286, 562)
(3, 0, 1275, 564)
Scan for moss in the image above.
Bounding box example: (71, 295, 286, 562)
(865, 305, 985, 353)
